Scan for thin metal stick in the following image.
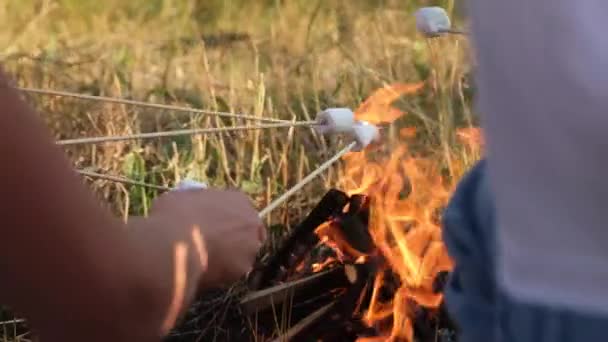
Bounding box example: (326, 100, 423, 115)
(57, 121, 317, 146)
(439, 28, 468, 35)
(17, 87, 289, 123)
(257, 141, 356, 218)
(0, 319, 26, 326)
(77, 170, 171, 191)
(77, 141, 354, 218)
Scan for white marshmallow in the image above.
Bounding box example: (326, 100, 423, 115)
(174, 179, 208, 191)
(350, 121, 380, 152)
(415, 7, 451, 37)
(315, 108, 356, 135)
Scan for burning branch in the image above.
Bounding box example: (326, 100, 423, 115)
(247, 189, 350, 290)
(263, 262, 375, 342)
(240, 263, 359, 315)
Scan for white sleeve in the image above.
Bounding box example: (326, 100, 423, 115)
(468, 0, 608, 314)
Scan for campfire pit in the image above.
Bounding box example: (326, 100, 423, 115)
(166, 82, 472, 342)
(241, 188, 454, 342)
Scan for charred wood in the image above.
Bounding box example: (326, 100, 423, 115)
(347, 194, 370, 226)
(336, 214, 374, 255)
(433, 270, 450, 294)
(321, 319, 379, 342)
(410, 271, 456, 341)
(250, 263, 373, 342)
(240, 264, 356, 315)
(291, 263, 376, 341)
(246, 263, 366, 339)
(342, 194, 373, 254)
(248, 189, 350, 290)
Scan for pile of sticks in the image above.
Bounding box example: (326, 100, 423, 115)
(167, 189, 455, 342)
(242, 189, 456, 341)
(243, 189, 377, 341)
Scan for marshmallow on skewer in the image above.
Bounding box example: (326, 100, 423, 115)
(314, 108, 356, 135)
(350, 121, 380, 152)
(174, 179, 208, 191)
(415, 7, 451, 37)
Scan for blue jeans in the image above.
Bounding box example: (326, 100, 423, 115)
(442, 160, 608, 342)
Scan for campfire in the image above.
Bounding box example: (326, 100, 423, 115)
(166, 83, 481, 342)
(241, 83, 475, 342)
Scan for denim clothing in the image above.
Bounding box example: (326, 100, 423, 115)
(442, 160, 608, 342)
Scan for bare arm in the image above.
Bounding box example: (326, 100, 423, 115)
(0, 70, 263, 341)
(0, 70, 182, 340)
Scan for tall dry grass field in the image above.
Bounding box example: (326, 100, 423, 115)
(0, 0, 478, 340)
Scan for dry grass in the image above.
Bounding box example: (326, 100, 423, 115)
(1, 0, 477, 340)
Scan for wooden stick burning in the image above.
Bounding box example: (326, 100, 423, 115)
(241, 264, 360, 315)
(263, 262, 374, 341)
(247, 189, 350, 290)
(337, 212, 374, 255)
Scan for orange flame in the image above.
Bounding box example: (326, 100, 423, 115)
(332, 82, 477, 341)
(355, 83, 424, 125)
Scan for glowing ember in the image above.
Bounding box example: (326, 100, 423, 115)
(325, 82, 478, 341)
